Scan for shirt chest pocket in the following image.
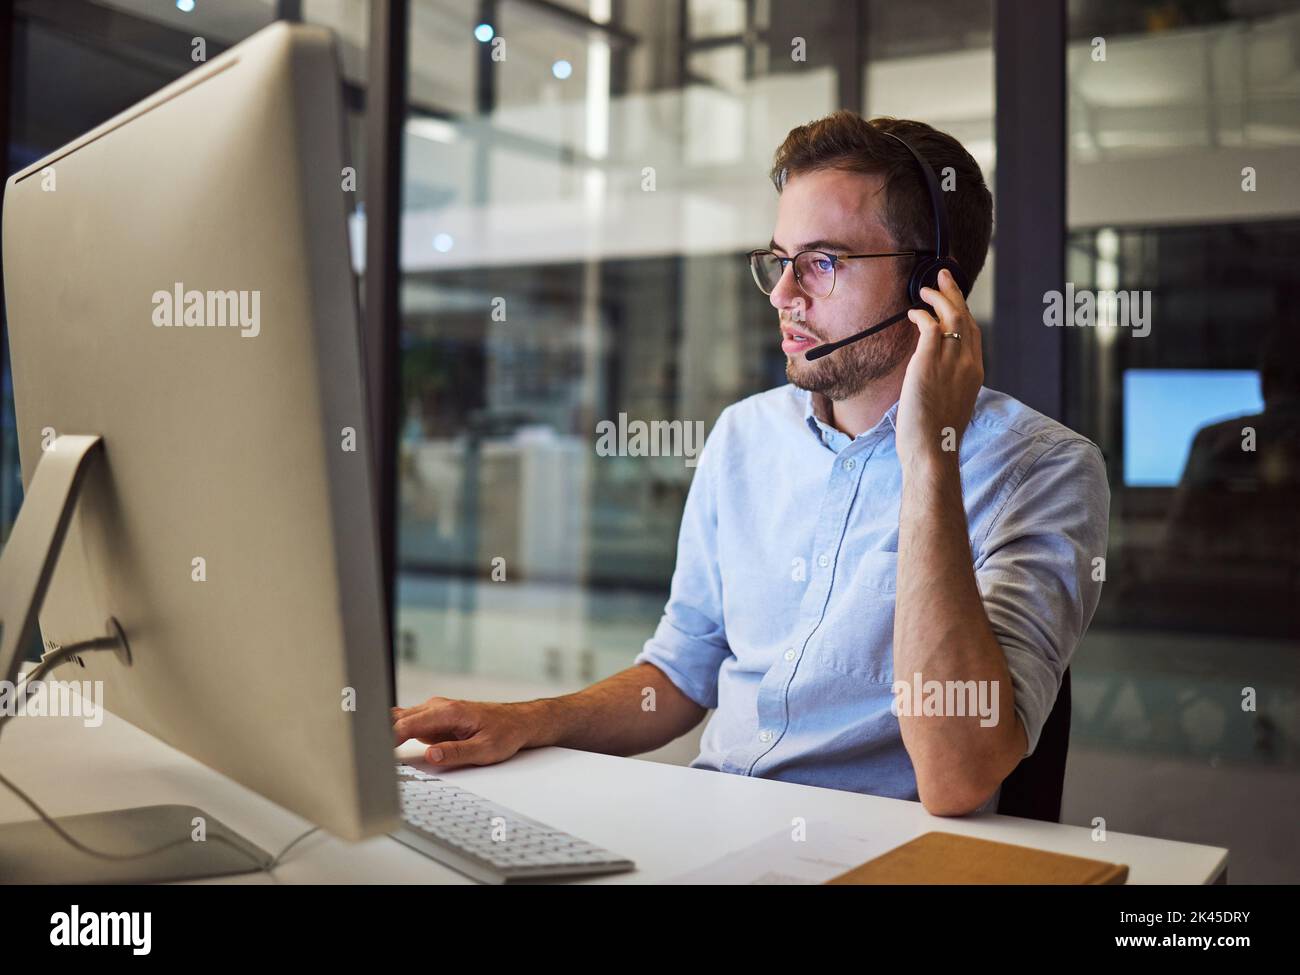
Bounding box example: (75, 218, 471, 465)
(811, 549, 898, 684)
(847, 548, 899, 593)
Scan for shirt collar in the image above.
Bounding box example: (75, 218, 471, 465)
(801, 386, 900, 444)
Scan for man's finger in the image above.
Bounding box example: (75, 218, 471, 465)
(917, 285, 960, 328)
(390, 695, 450, 726)
(393, 701, 465, 745)
(423, 735, 494, 769)
(908, 306, 942, 356)
(391, 703, 428, 734)
(937, 269, 980, 345)
(936, 266, 966, 306)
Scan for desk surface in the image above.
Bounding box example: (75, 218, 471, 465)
(0, 677, 1227, 884)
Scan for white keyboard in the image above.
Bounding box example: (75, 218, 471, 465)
(388, 763, 636, 884)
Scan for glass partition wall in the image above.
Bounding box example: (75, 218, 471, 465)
(1061, 1, 1300, 883)
(394, 0, 997, 694)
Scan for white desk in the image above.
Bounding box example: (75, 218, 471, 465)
(0, 676, 1228, 884)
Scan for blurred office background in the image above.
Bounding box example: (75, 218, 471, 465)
(1, 0, 1296, 882)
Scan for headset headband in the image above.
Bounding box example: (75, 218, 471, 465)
(880, 130, 951, 262)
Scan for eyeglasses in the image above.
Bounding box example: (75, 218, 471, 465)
(747, 248, 923, 300)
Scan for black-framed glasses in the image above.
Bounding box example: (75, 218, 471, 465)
(747, 248, 923, 299)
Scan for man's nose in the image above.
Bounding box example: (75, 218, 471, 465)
(769, 261, 803, 312)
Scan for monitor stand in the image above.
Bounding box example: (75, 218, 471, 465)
(0, 434, 272, 883)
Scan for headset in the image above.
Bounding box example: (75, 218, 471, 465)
(803, 130, 970, 361)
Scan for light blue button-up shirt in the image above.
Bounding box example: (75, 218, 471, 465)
(634, 382, 1109, 811)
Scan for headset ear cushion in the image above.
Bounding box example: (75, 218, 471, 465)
(910, 257, 970, 304)
(908, 257, 940, 305)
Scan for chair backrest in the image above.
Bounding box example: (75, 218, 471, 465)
(996, 668, 1071, 822)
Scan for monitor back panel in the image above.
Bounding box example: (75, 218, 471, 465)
(2, 23, 397, 840)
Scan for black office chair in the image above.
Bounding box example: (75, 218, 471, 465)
(995, 668, 1071, 822)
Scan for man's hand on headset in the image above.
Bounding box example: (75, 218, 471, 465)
(895, 267, 984, 472)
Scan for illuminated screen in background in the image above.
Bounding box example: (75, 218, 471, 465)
(1123, 369, 1264, 487)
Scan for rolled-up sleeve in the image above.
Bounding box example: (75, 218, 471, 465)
(632, 410, 732, 710)
(974, 438, 1110, 758)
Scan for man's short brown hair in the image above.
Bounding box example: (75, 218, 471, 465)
(770, 111, 994, 290)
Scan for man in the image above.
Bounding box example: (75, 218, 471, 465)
(393, 112, 1110, 816)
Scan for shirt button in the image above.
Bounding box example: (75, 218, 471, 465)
(783, 648, 796, 661)
(842, 458, 856, 471)
(759, 729, 773, 743)
(817, 554, 830, 568)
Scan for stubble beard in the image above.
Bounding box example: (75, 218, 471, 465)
(785, 313, 915, 401)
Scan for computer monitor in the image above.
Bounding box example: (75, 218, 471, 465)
(1122, 368, 1265, 488)
(0, 22, 398, 880)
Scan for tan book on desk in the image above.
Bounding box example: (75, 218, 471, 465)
(825, 831, 1129, 885)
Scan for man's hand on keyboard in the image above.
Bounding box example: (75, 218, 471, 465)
(391, 697, 534, 768)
